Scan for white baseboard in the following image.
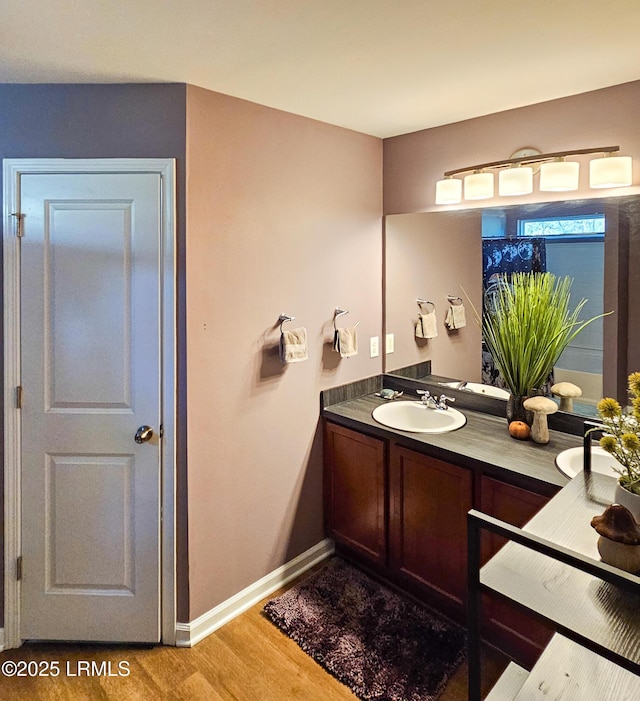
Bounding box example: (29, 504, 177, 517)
(175, 538, 334, 648)
(0, 627, 5, 652)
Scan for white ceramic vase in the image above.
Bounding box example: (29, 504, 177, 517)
(614, 482, 640, 523)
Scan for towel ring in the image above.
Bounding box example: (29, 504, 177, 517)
(447, 295, 463, 305)
(334, 307, 348, 330)
(278, 313, 295, 332)
(417, 298, 435, 311)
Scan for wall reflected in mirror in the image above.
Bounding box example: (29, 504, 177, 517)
(384, 196, 637, 418)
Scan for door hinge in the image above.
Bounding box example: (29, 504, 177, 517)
(16, 555, 22, 581)
(11, 212, 25, 237)
(16, 385, 23, 409)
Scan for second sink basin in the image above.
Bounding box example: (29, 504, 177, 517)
(440, 381, 510, 400)
(555, 446, 625, 479)
(372, 401, 466, 434)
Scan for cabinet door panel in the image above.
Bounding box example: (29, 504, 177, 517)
(324, 422, 386, 564)
(389, 446, 473, 610)
(480, 475, 554, 665)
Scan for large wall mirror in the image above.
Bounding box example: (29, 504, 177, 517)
(384, 195, 639, 418)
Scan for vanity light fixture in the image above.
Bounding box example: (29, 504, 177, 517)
(539, 158, 580, 192)
(435, 145, 632, 204)
(498, 164, 533, 196)
(589, 152, 633, 188)
(464, 170, 494, 200)
(435, 176, 462, 205)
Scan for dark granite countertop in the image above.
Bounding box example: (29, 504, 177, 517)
(322, 392, 582, 494)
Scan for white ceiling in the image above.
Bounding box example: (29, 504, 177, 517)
(2, 0, 640, 138)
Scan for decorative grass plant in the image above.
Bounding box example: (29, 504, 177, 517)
(482, 272, 607, 397)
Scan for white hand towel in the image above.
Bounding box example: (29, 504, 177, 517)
(280, 327, 308, 363)
(445, 304, 466, 330)
(415, 311, 438, 339)
(334, 326, 358, 358)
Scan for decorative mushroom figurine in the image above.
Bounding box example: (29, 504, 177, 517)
(591, 504, 640, 573)
(522, 396, 558, 444)
(550, 381, 582, 412)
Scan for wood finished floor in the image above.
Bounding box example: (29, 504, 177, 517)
(0, 563, 507, 700)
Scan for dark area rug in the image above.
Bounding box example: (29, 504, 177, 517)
(263, 558, 465, 701)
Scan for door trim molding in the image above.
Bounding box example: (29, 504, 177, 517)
(2, 158, 177, 649)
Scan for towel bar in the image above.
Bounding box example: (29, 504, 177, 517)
(334, 307, 348, 329)
(417, 298, 435, 309)
(278, 313, 295, 332)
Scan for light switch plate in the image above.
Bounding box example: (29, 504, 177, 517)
(386, 333, 394, 354)
(370, 336, 379, 358)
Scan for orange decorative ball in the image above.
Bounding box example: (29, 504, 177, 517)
(509, 420, 531, 440)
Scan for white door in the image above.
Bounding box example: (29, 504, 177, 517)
(19, 171, 162, 642)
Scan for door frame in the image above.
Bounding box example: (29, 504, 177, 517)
(3, 158, 177, 650)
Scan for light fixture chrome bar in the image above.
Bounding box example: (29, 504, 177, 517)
(443, 146, 620, 178)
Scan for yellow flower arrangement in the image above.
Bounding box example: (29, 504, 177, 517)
(596, 373, 640, 496)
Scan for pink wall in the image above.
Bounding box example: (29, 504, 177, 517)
(384, 80, 640, 216)
(185, 85, 382, 620)
(384, 212, 482, 378)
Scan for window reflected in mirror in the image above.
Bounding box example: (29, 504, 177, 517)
(481, 202, 605, 416)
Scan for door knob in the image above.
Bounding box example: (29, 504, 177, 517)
(134, 425, 154, 444)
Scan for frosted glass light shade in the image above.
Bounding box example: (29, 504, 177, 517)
(589, 155, 632, 188)
(539, 160, 580, 191)
(498, 166, 533, 196)
(435, 178, 462, 204)
(464, 172, 494, 200)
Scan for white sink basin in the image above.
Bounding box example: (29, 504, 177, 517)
(440, 381, 510, 400)
(372, 401, 466, 434)
(555, 446, 625, 479)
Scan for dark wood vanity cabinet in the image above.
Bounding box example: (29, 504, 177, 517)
(323, 422, 387, 565)
(389, 446, 473, 619)
(323, 423, 473, 619)
(323, 419, 557, 664)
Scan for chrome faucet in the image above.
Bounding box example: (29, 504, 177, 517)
(416, 390, 456, 410)
(437, 394, 456, 410)
(416, 389, 438, 408)
(417, 390, 456, 410)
